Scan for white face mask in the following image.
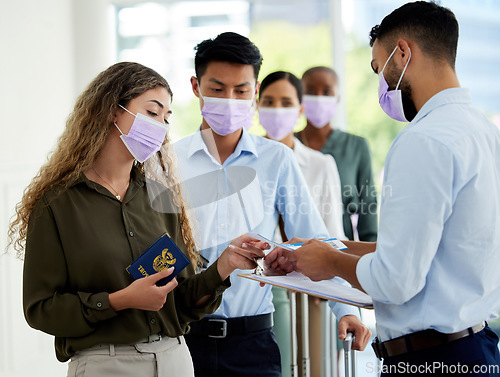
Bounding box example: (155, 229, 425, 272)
(201, 95, 255, 135)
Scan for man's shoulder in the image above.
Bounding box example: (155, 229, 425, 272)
(173, 133, 196, 149)
(403, 103, 494, 148)
(249, 133, 295, 158)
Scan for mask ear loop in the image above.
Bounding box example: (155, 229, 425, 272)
(114, 122, 125, 135)
(380, 46, 399, 75)
(115, 104, 136, 135)
(119, 104, 136, 117)
(395, 47, 411, 91)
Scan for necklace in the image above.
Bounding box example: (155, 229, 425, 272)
(92, 167, 128, 201)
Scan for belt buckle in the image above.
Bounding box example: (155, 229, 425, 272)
(208, 319, 227, 338)
(146, 333, 161, 343)
(371, 337, 383, 360)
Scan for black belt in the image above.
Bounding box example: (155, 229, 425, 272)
(188, 314, 273, 339)
(372, 322, 486, 360)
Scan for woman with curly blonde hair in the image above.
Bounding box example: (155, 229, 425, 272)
(8, 62, 267, 377)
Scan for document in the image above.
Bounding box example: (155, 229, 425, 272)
(247, 232, 348, 251)
(238, 271, 373, 309)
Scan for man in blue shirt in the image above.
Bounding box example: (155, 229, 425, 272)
(266, 2, 500, 374)
(174, 32, 371, 376)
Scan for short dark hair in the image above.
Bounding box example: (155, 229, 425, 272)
(301, 66, 338, 83)
(194, 32, 263, 80)
(259, 71, 303, 103)
(369, 1, 459, 68)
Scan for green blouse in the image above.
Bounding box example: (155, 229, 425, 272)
(23, 167, 229, 362)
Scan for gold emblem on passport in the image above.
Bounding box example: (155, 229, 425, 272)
(152, 248, 177, 272)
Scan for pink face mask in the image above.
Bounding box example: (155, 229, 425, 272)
(115, 105, 168, 163)
(258, 107, 300, 141)
(302, 95, 338, 128)
(378, 45, 412, 122)
(201, 95, 255, 135)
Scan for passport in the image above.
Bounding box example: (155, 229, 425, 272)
(126, 232, 191, 286)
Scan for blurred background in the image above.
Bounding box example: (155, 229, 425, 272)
(1, 0, 499, 376)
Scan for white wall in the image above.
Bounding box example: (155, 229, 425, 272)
(0, 1, 114, 376)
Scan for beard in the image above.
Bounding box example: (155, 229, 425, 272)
(400, 81, 418, 121)
(386, 64, 418, 122)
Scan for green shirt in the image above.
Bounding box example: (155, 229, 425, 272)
(23, 167, 229, 362)
(299, 129, 378, 241)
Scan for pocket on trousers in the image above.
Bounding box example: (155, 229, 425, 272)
(79, 354, 155, 377)
(484, 326, 500, 342)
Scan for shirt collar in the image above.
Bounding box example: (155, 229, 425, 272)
(411, 87, 471, 125)
(186, 127, 210, 159)
(293, 137, 308, 168)
(74, 165, 145, 190)
(235, 127, 259, 158)
(185, 127, 259, 161)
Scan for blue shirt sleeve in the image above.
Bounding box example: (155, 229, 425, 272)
(357, 132, 454, 305)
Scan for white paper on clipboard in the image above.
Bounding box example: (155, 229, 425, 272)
(247, 232, 348, 251)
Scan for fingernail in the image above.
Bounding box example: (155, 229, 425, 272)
(242, 243, 247, 248)
(229, 245, 235, 249)
(168, 266, 175, 271)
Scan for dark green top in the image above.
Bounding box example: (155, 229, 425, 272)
(299, 129, 378, 241)
(23, 167, 229, 362)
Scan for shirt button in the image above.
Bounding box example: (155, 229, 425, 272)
(150, 318, 156, 324)
(129, 231, 134, 237)
(96, 302, 102, 308)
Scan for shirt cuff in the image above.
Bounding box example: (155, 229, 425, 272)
(78, 292, 117, 322)
(200, 261, 231, 298)
(328, 300, 360, 319)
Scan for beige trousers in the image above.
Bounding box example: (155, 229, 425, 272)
(67, 336, 194, 377)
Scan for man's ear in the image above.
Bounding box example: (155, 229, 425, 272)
(396, 39, 411, 68)
(191, 76, 200, 98)
(254, 81, 261, 98)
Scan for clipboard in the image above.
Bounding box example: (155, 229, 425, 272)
(238, 271, 373, 309)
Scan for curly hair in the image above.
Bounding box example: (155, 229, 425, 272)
(8, 62, 199, 266)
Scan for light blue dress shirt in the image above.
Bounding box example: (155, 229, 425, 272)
(357, 88, 500, 341)
(174, 128, 358, 319)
